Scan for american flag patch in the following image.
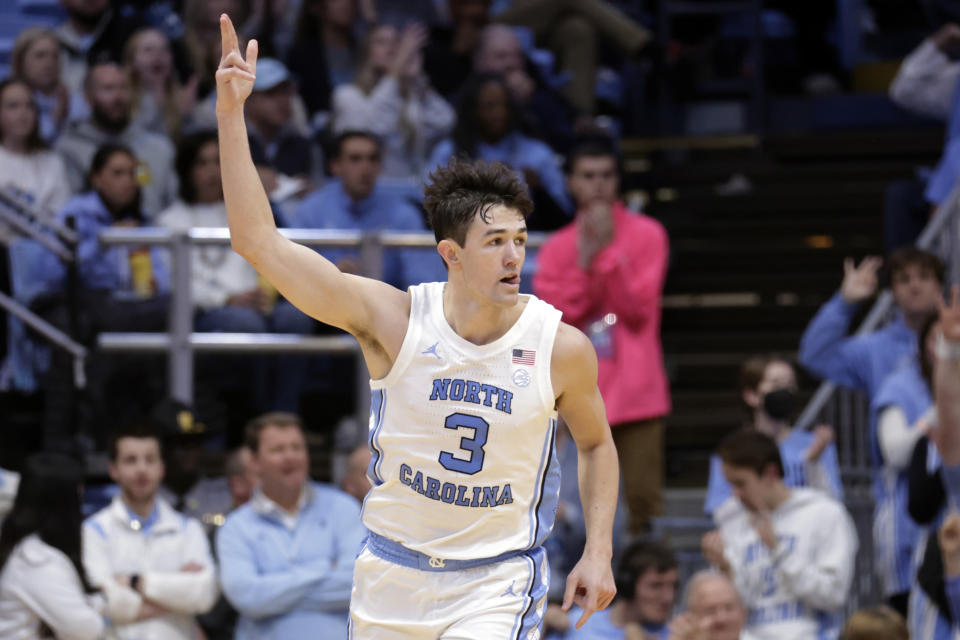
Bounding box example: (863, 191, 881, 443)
(512, 349, 535, 365)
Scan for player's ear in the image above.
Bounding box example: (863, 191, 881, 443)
(437, 239, 460, 269)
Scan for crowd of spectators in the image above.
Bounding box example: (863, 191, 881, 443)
(1, 1, 960, 639)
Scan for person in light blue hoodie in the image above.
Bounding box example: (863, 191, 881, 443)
(216, 412, 366, 640)
(799, 248, 944, 402)
(798, 248, 944, 614)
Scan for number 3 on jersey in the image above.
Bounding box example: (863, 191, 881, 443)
(438, 412, 489, 475)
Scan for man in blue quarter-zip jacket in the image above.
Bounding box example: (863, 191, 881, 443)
(216, 412, 366, 640)
(798, 246, 944, 616)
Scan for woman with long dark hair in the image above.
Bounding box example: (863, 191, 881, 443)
(425, 72, 572, 230)
(0, 453, 140, 637)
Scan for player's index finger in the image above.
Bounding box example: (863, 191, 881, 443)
(575, 607, 594, 629)
(220, 14, 239, 54)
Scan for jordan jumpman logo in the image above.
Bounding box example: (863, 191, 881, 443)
(422, 342, 442, 360)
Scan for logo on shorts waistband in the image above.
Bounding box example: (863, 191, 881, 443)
(429, 557, 446, 569)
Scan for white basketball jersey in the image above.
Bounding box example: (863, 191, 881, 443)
(361, 281, 563, 560)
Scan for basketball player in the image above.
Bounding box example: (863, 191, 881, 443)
(215, 15, 619, 638)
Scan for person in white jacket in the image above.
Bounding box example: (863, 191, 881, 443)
(701, 429, 858, 640)
(82, 419, 219, 640)
(0, 452, 141, 639)
(331, 22, 455, 180)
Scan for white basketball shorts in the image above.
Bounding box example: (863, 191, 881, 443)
(349, 540, 549, 639)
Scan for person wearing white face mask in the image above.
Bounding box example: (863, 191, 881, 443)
(704, 355, 842, 519)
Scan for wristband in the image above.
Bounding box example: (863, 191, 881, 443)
(937, 333, 960, 361)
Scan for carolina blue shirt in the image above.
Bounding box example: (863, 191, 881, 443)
(216, 482, 366, 640)
(872, 363, 930, 596)
(798, 292, 917, 401)
(704, 428, 843, 516)
(290, 180, 444, 290)
(545, 608, 668, 640)
(427, 132, 573, 213)
(51, 192, 170, 295)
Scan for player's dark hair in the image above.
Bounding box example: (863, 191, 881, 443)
(175, 129, 219, 204)
(424, 158, 533, 246)
(615, 539, 677, 601)
(717, 429, 785, 478)
(244, 411, 305, 454)
(564, 135, 621, 175)
(330, 130, 381, 160)
(108, 417, 163, 462)
(0, 453, 96, 593)
(887, 247, 945, 285)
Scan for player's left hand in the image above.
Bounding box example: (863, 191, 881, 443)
(562, 552, 616, 629)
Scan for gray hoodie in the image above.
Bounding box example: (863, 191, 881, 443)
(55, 119, 178, 220)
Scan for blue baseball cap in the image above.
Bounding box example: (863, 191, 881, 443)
(253, 58, 291, 92)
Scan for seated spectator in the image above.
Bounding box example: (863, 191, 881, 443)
(423, 0, 492, 98)
(0, 453, 141, 638)
(534, 137, 669, 533)
(473, 24, 576, 151)
(874, 313, 941, 623)
(56, 60, 177, 219)
(157, 130, 315, 413)
(667, 571, 746, 640)
(124, 28, 196, 141)
(82, 420, 219, 639)
(840, 606, 909, 640)
(701, 430, 857, 640)
(0, 78, 72, 240)
(548, 540, 677, 639)
(340, 443, 371, 504)
(704, 355, 842, 517)
(332, 23, 455, 179)
(799, 248, 944, 610)
(0, 467, 18, 525)
(217, 412, 365, 639)
(39, 143, 169, 451)
(246, 58, 317, 183)
(427, 73, 572, 229)
(493, 0, 650, 116)
(12, 27, 86, 143)
(196, 445, 258, 640)
(292, 130, 445, 289)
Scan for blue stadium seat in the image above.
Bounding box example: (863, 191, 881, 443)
(16, 0, 66, 21)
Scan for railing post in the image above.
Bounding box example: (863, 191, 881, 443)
(169, 231, 193, 404)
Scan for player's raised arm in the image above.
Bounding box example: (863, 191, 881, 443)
(552, 323, 619, 629)
(214, 15, 407, 370)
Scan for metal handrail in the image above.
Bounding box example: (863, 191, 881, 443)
(794, 189, 960, 431)
(0, 291, 87, 388)
(95, 228, 549, 421)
